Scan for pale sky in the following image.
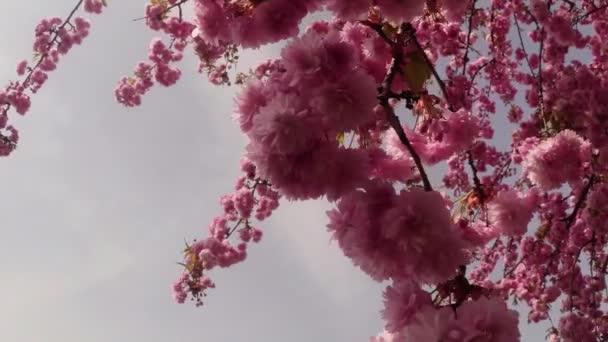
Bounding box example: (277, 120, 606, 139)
(0, 1, 547, 341)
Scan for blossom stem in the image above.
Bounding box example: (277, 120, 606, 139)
(377, 24, 433, 192)
(563, 175, 596, 230)
(404, 24, 452, 110)
(467, 150, 485, 204)
(23, 0, 85, 87)
(461, 0, 478, 76)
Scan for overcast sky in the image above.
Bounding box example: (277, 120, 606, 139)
(0, 1, 548, 341)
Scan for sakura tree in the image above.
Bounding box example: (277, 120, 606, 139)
(3, 0, 608, 340)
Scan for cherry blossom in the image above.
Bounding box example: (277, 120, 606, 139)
(9, 0, 608, 340)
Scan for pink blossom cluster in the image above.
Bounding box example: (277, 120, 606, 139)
(121, 1, 608, 340)
(172, 157, 280, 305)
(116, 2, 196, 106)
(12, 0, 608, 340)
(327, 181, 469, 283)
(372, 296, 520, 341)
(193, 0, 316, 48)
(115, 37, 189, 107)
(0, 0, 103, 156)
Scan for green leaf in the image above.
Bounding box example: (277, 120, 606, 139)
(336, 132, 345, 145)
(402, 50, 432, 93)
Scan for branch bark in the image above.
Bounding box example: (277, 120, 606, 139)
(373, 23, 433, 192)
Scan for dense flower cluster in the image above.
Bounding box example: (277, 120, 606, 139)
(172, 157, 280, 305)
(10, 0, 608, 340)
(327, 182, 469, 283)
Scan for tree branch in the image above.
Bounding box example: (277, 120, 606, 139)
(23, 0, 85, 87)
(513, 13, 536, 77)
(360, 22, 433, 191)
(575, 2, 608, 24)
(467, 150, 485, 204)
(404, 24, 452, 110)
(462, 0, 478, 76)
(376, 26, 433, 192)
(133, 0, 190, 21)
(562, 175, 596, 230)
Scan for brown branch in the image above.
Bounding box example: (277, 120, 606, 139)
(562, 175, 596, 230)
(537, 29, 546, 125)
(380, 72, 433, 192)
(466, 58, 494, 99)
(0, 0, 88, 153)
(513, 13, 536, 77)
(133, 0, 190, 21)
(576, 2, 608, 24)
(374, 24, 433, 192)
(461, 0, 478, 76)
(569, 236, 594, 311)
(404, 24, 452, 110)
(23, 0, 85, 87)
(359, 20, 392, 43)
(504, 254, 528, 278)
(226, 218, 245, 238)
(467, 150, 485, 204)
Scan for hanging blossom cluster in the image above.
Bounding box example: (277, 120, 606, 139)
(172, 158, 280, 306)
(10, 0, 608, 340)
(0, 0, 105, 156)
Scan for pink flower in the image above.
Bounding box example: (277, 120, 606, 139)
(558, 313, 596, 342)
(439, 0, 470, 22)
(84, 0, 104, 14)
(251, 228, 263, 242)
(382, 280, 432, 333)
(380, 188, 469, 283)
(523, 130, 591, 190)
(376, 0, 425, 23)
(233, 188, 254, 219)
(369, 148, 416, 183)
(16, 60, 28, 76)
(251, 0, 306, 45)
(385, 110, 480, 165)
(311, 71, 377, 130)
(327, 182, 468, 283)
(441, 109, 481, 151)
(386, 127, 450, 165)
(326, 0, 371, 20)
(239, 157, 257, 179)
(248, 142, 371, 201)
(402, 297, 520, 342)
(194, 0, 233, 43)
(281, 30, 325, 78)
(234, 80, 268, 133)
(488, 189, 538, 236)
(370, 331, 405, 342)
(281, 28, 358, 81)
(585, 184, 608, 234)
(248, 95, 321, 155)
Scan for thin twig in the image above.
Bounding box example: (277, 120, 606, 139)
(462, 0, 478, 76)
(569, 237, 594, 311)
(405, 24, 452, 110)
(133, 0, 190, 21)
(537, 29, 546, 125)
(467, 150, 485, 204)
(513, 13, 536, 77)
(23, 0, 85, 87)
(374, 24, 433, 192)
(562, 175, 596, 230)
(576, 2, 608, 24)
(359, 20, 392, 43)
(380, 67, 433, 191)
